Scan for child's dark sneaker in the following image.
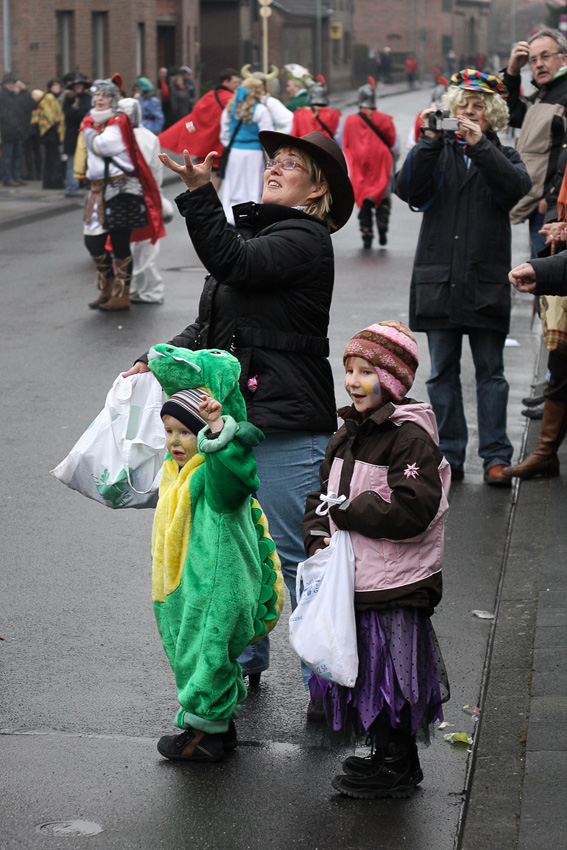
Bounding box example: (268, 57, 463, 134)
(222, 720, 238, 753)
(157, 727, 225, 762)
(342, 742, 423, 785)
(332, 747, 415, 798)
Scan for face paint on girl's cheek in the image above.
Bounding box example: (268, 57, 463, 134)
(361, 382, 374, 393)
(373, 383, 382, 395)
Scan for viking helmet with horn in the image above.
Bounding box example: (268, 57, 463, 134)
(241, 64, 280, 95)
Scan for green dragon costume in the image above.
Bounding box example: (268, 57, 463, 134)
(148, 344, 284, 734)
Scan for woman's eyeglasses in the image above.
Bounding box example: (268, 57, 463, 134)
(265, 158, 307, 172)
(528, 51, 562, 66)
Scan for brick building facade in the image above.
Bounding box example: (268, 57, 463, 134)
(200, 0, 354, 92)
(1, 0, 199, 93)
(353, 0, 491, 83)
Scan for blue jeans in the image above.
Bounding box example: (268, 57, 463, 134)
(237, 431, 330, 687)
(64, 156, 80, 196)
(529, 208, 546, 259)
(426, 328, 513, 472)
(1, 140, 21, 183)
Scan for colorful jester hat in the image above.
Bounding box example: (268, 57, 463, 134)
(147, 344, 247, 422)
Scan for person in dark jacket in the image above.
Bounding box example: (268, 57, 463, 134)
(395, 70, 532, 486)
(62, 73, 91, 196)
(0, 74, 26, 186)
(123, 130, 354, 699)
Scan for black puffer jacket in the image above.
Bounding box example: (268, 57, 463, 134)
(141, 182, 337, 433)
(395, 132, 531, 334)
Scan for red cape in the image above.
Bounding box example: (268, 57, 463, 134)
(82, 113, 165, 244)
(291, 107, 341, 139)
(158, 87, 233, 166)
(342, 110, 396, 208)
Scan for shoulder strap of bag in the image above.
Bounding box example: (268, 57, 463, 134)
(225, 116, 244, 155)
(358, 110, 392, 148)
(312, 107, 334, 138)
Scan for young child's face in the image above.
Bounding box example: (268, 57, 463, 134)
(344, 356, 382, 414)
(162, 414, 198, 468)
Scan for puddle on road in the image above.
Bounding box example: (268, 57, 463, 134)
(36, 820, 103, 837)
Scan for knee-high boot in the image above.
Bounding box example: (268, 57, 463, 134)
(375, 196, 391, 246)
(358, 198, 375, 248)
(99, 256, 131, 311)
(88, 253, 114, 309)
(503, 399, 567, 479)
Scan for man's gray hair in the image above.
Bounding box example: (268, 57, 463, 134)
(528, 28, 567, 54)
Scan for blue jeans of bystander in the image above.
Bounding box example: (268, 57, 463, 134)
(426, 328, 513, 473)
(237, 430, 330, 687)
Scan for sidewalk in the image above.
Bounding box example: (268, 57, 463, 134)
(459, 345, 567, 850)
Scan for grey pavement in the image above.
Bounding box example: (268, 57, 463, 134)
(1, 83, 566, 848)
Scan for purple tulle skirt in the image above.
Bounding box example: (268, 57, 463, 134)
(309, 607, 449, 745)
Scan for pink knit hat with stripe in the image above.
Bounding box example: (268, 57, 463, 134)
(343, 320, 418, 402)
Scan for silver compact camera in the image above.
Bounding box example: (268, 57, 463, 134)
(428, 109, 459, 132)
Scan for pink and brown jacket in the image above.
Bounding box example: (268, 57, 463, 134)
(303, 399, 451, 614)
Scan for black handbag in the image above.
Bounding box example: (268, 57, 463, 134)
(104, 192, 148, 230)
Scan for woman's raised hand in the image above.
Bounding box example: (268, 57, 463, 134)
(158, 149, 218, 192)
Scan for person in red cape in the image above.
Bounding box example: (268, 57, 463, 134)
(342, 77, 398, 248)
(75, 76, 164, 311)
(291, 76, 342, 142)
(159, 68, 241, 190)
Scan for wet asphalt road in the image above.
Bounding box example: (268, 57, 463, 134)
(0, 87, 541, 849)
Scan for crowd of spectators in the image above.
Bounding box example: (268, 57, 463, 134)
(0, 67, 193, 190)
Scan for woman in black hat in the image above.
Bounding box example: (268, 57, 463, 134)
(124, 131, 354, 705)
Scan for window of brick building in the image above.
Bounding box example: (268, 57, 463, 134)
(136, 23, 146, 77)
(442, 0, 452, 11)
(92, 12, 108, 80)
(56, 11, 74, 77)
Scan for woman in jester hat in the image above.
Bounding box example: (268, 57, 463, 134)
(148, 344, 284, 762)
(123, 129, 354, 711)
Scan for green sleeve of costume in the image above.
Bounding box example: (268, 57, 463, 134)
(198, 416, 264, 512)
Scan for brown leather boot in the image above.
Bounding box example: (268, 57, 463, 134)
(99, 256, 131, 311)
(503, 399, 567, 479)
(88, 253, 114, 309)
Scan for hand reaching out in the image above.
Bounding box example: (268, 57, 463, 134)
(158, 149, 218, 192)
(509, 262, 537, 293)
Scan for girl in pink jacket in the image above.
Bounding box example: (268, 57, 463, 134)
(303, 321, 451, 799)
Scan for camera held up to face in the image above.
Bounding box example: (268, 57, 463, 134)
(428, 109, 459, 132)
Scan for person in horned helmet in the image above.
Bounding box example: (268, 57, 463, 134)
(240, 64, 293, 133)
(342, 76, 399, 248)
(291, 75, 343, 143)
(284, 64, 313, 112)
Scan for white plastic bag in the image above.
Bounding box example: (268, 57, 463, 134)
(289, 530, 359, 687)
(51, 372, 166, 509)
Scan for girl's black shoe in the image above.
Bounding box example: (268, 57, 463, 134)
(342, 741, 423, 785)
(333, 744, 415, 799)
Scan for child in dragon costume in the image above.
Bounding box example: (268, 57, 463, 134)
(148, 344, 284, 762)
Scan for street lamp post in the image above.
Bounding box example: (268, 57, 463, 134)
(258, 0, 273, 75)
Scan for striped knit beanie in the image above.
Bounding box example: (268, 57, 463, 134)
(343, 321, 418, 402)
(161, 388, 211, 435)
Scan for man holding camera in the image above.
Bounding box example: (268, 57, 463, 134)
(395, 70, 531, 485)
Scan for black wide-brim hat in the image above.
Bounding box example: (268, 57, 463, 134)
(259, 130, 354, 231)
